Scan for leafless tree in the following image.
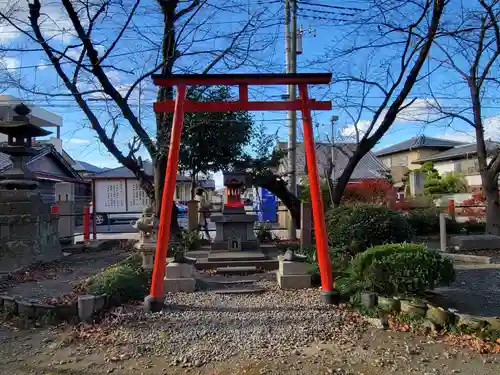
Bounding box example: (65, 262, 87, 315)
(422, 0, 500, 234)
(0, 0, 279, 233)
(309, 0, 446, 205)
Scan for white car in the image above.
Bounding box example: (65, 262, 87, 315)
(93, 203, 188, 225)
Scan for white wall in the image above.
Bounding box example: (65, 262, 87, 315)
(434, 193, 472, 206)
(433, 161, 455, 175)
(465, 175, 483, 187)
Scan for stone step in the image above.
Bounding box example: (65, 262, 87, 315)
(195, 259, 278, 271)
(216, 266, 258, 274)
(208, 279, 260, 285)
(207, 251, 267, 262)
(213, 287, 266, 295)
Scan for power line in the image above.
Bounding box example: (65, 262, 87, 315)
(297, 1, 365, 12)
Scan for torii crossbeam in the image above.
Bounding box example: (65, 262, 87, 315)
(146, 73, 335, 310)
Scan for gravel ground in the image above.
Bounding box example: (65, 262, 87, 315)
(0, 280, 499, 375)
(85, 280, 358, 365)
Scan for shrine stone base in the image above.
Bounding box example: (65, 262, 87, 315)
(0, 190, 61, 274)
(210, 206, 259, 252)
(276, 255, 311, 290)
(163, 263, 196, 293)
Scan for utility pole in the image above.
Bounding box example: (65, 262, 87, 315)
(330, 115, 339, 183)
(285, 0, 297, 240)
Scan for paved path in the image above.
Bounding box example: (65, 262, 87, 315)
(434, 263, 500, 317)
(0, 249, 130, 302)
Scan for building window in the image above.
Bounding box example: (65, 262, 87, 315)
(391, 155, 408, 167)
(461, 159, 480, 174)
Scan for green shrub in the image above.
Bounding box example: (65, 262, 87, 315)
(326, 205, 412, 256)
(87, 259, 150, 304)
(406, 208, 440, 235)
(344, 243, 455, 298)
(179, 230, 202, 251)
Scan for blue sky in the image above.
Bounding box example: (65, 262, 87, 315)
(0, 0, 499, 187)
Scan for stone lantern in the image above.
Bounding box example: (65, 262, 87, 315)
(0, 103, 51, 190)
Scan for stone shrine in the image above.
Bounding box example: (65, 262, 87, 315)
(0, 104, 61, 274)
(210, 171, 259, 251)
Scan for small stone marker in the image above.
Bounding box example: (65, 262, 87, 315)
(276, 255, 311, 290)
(163, 262, 196, 293)
(78, 295, 95, 323)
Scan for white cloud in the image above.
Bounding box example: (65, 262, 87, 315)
(340, 98, 439, 140)
(0, 56, 17, 70)
(438, 115, 500, 143)
(67, 138, 91, 144)
(0, 1, 95, 44)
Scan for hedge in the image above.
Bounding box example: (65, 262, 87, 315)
(326, 205, 412, 256)
(337, 243, 455, 298)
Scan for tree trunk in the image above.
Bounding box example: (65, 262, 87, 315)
(154, 155, 180, 234)
(332, 149, 363, 206)
(154, 1, 180, 235)
(254, 176, 301, 228)
(483, 174, 500, 235)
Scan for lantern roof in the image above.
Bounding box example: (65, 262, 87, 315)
(0, 103, 52, 138)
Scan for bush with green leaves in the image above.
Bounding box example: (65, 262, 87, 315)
(406, 207, 441, 235)
(338, 243, 455, 298)
(326, 205, 412, 256)
(86, 255, 151, 304)
(179, 230, 202, 251)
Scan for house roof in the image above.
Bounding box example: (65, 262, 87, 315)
(90, 161, 216, 189)
(278, 142, 389, 181)
(375, 136, 464, 157)
(415, 141, 500, 163)
(0, 144, 83, 181)
(74, 160, 106, 173)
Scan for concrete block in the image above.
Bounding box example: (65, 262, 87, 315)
(163, 277, 196, 293)
(451, 234, 500, 251)
(17, 300, 35, 318)
(33, 304, 56, 319)
(165, 263, 195, 279)
(2, 295, 17, 314)
(93, 295, 107, 312)
(442, 253, 491, 264)
(55, 302, 78, 321)
(276, 271, 311, 290)
(278, 256, 310, 275)
(78, 295, 95, 322)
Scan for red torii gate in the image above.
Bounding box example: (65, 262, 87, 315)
(146, 73, 335, 310)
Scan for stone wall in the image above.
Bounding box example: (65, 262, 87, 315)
(0, 190, 61, 274)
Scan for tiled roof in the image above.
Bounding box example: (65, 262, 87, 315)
(0, 144, 47, 171)
(90, 161, 216, 188)
(375, 136, 464, 156)
(75, 160, 106, 173)
(278, 142, 389, 181)
(415, 141, 500, 163)
(0, 151, 10, 172)
(0, 144, 82, 180)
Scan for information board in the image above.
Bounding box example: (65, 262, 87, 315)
(94, 180, 127, 213)
(127, 180, 151, 212)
